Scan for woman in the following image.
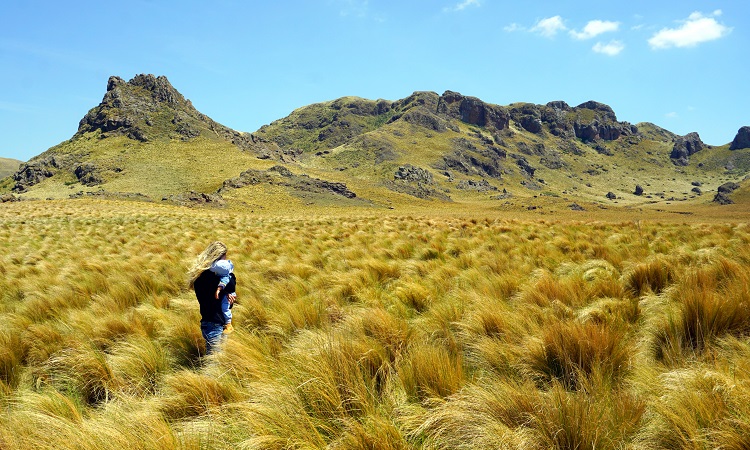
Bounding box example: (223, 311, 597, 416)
(188, 241, 237, 354)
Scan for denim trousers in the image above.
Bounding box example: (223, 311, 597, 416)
(200, 321, 225, 355)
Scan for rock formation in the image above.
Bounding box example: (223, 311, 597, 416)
(670, 132, 706, 166)
(730, 126, 750, 150)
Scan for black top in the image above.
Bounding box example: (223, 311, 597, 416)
(193, 270, 236, 324)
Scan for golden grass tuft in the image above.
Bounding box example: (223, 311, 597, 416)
(653, 265, 750, 363)
(526, 320, 632, 390)
(624, 256, 676, 297)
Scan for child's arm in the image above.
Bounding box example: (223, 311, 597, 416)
(214, 273, 231, 300)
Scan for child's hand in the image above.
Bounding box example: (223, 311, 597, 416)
(215, 286, 222, 300)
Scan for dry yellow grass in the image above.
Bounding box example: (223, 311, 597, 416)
(1, 198, 749, 449)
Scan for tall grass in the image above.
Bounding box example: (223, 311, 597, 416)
(0, 200, 749, 448)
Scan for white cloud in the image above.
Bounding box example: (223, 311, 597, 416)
(570, 20, 620, 40)
(531, 16, 566, 38)
(666, 112, 678, 118)
(649, 11, 731, 49)
(444, 0, 480, 12)
(592, 40, 625, 56)
(503, 23, 525, 32)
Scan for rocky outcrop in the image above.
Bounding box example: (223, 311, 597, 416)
(513, 155, 536, 177)
(670, 132, 706, 166)
(387, 164, 450, 200)
(439, 138, 506, 179)
(571, 101, 637, 142)
(504, 100, 636, 142)
(730, 126, 750, 150)
(457, 179, 497, 191)
(400, 110, 447, 132)
(713, 182, 740, 205)
(12, 156, 63, 192)
(219, 165, 356, 199)
(436, 91, 510, 131)
(74, 164, 103, 186)
(394, 165, 433, 184)
(158, 191, 223, 206)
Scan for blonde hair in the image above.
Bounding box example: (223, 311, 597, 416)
(187, 241, 228, 287)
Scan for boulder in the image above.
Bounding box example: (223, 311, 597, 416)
(74, 164, 103, 186)
(606, 192, 617, 200)
(713, 192, 734, 205)
(634, 185, 644, 196)
(717, 182, 740, 194)
(713, 182, 740, 205)
(730, 126, 750, 150)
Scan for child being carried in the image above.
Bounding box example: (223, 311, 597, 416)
(210, 258, 235, 334)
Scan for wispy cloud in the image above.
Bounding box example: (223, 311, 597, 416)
(444, 0, 481, 13)
(570, 20, 620, 40)
(530, 16, 566, 38)
(666, 112, 679, 118)
(503, 23, 525, 33)
(592, 40, 625, 56)
(648, 10, 731, 49)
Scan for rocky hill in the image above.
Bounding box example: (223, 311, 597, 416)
(2, 74, 749, 211)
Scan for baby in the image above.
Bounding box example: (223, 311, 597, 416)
(209, 257, 235, 334)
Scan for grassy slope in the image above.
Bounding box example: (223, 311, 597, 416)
(15, 132, 275, 200)
(0, 157, 22, 180)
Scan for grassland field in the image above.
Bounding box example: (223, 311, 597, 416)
(0, 198, 749, 449)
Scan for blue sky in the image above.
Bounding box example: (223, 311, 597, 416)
(1, 0, 747, 161)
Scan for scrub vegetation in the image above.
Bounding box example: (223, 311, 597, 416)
(1, 199, 749, 449)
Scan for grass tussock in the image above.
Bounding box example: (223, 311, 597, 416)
(526, 320, 633, 390)
(0, 200, 748, 448)
(624, 256, 676, 297)
(653, 263, 750, 363)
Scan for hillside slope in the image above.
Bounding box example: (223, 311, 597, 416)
(0, 157, 22, 180)
(2, 74, 749, 213)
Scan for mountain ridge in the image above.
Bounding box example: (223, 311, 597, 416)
(2, 74, 749, 212)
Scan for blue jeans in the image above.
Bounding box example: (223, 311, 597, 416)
(200, 321, 225, 355)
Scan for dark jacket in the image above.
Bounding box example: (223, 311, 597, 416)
(193, 270, 236, 324)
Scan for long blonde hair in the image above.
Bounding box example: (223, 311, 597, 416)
(187, 241, 228, 287)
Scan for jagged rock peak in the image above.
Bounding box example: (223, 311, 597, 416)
(730, 126, 750, 150)
(77, 74, 198, 141)
(105, 74, 188, 106)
